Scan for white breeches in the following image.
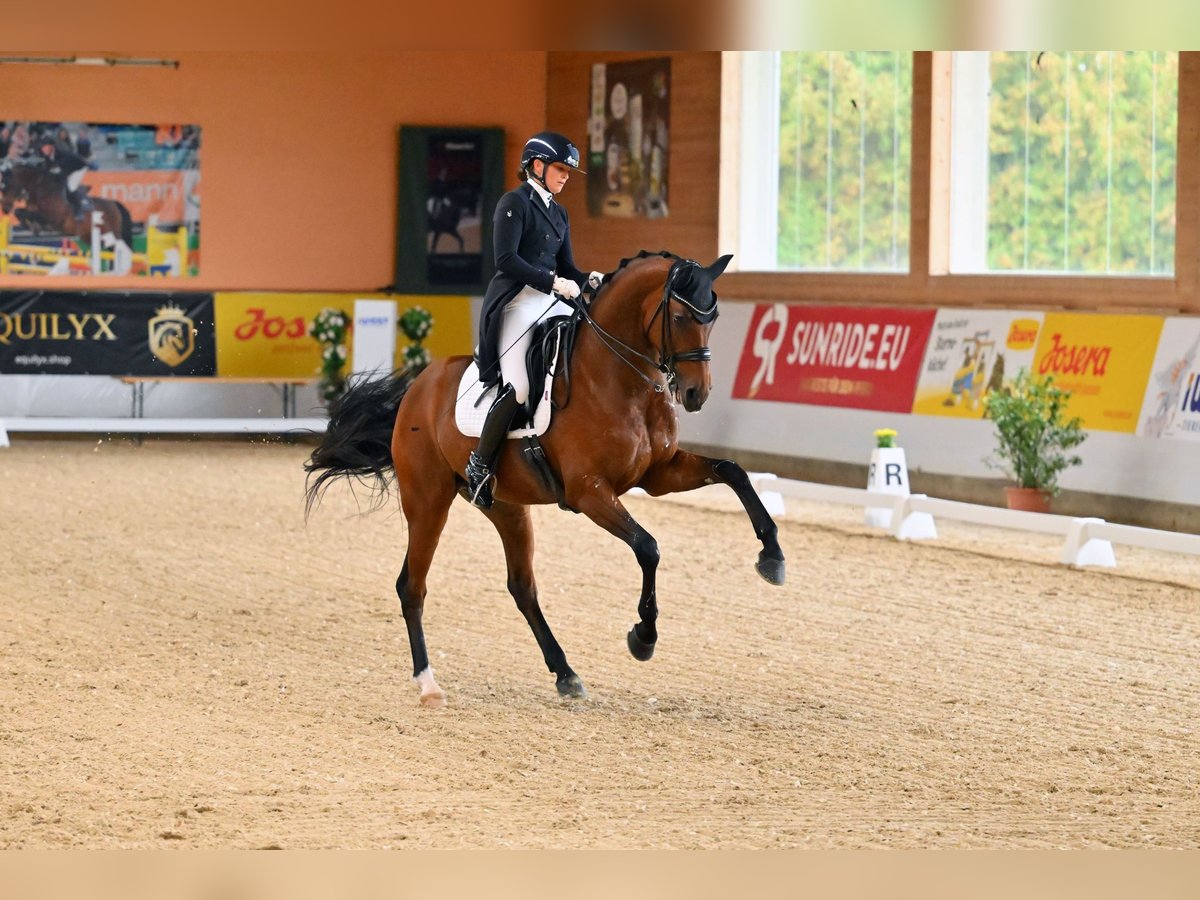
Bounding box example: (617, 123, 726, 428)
(497, 286, 574, 403)
(67, 169, 86, 192)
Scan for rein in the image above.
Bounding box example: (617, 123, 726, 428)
(573, 259, 712, 394)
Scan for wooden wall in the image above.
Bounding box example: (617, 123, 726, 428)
(548, 51, 1200, 315)
(545, 51, 722, 273)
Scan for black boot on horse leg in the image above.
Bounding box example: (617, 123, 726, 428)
(465, 384, 522, 509)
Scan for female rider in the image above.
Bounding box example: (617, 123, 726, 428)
(465, 131, 603, 509)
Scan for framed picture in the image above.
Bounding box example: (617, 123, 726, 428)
(394, 126, 505, 294)
(587, 58, 671, 218)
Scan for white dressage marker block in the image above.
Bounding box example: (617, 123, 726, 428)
(889, 494, 938, 541)
(1061, 517, 1117, 567)
(0, 420, 9, 448)
(748, 472, 786, 516)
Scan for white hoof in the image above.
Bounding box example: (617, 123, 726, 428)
(414, 666, 446, 708)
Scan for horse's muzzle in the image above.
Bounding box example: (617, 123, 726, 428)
(681, 384, 707, 412)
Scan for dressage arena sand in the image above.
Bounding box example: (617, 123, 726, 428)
(2, 438, 1199, 850)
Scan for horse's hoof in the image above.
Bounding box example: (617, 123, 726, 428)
(756, 551, 786, 586)
(627, 626, 656, 661)
(419, 689, 447, 709)
(556, 674, 588, 699)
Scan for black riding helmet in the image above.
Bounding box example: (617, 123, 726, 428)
(520, 131, 587, 176)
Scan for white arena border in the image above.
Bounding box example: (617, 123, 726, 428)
(4, 420, 1195, 570)
(0, 416, 327, 446)
(634, 473, 1200, 571)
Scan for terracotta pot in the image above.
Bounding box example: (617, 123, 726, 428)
(1005, 486, 1052, 513)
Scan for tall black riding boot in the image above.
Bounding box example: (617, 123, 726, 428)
(465, 384, 522, 509)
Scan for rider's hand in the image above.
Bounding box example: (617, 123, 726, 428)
(587, 271, 605, 291)
(552, 276, 581, 300)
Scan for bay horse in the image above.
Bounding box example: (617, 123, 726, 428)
(304, 251, 786, 707)
(0, 160, 133, 249)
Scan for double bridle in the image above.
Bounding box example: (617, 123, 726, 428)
(573, 259, 714, 394)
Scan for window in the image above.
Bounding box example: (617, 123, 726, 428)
(949, 51, 1178, 276)
(734, 51, 913, 273)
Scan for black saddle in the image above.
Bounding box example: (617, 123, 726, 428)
(512, 313, 579, 429)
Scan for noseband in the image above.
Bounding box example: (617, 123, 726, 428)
(574, 258, 715, 394)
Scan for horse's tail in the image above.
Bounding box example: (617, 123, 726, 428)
(303, 369, 415, 518)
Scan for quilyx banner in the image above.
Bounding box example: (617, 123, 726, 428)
(732, 304, 936, 411)
(1138, 316, 1200, 442)
(0, 290, 215, 374)
(0, 120, 199, 278)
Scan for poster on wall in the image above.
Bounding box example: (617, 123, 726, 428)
(911, 310, 1045, 417)
(0, 290, 214, 374)
(0, 120, 199, 278)
(587, 57, 670, 219)
(1032, 312, 1163, 433)
(1137, 316, 1200, 441)
(394, 127, 505, 295)
(731, 303, 936, 412)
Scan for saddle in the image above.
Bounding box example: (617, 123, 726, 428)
(455, 313, 578, 439)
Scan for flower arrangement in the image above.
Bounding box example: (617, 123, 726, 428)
(983, 369, 1086, 496)
(874, 428, 898, 449)
(308, 307, 349, 404)
(398, 305, 434, 373)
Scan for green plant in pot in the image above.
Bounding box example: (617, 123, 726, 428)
(983, 369, 1087, 512)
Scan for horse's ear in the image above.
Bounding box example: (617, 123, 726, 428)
(707, 254, 733, 280)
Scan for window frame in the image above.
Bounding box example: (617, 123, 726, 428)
(719, 51, 1197, 313)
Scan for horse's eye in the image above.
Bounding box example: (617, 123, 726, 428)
(673, 313, 685, 325)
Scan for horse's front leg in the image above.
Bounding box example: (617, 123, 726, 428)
(568, 480, 662, 661)
(639, 451, 786, 586)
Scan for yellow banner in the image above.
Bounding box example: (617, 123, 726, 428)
(1032, 312, 1163, 433)
(214, 292, 473, 378)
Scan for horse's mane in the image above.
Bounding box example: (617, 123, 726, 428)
(603, 249, 681, 283)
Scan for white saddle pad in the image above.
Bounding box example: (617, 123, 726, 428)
(454, 362, 554, 438)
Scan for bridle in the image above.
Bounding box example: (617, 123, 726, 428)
(572, 258, 715, 394)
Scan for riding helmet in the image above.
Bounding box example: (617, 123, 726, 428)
(520, 131, 587, 174)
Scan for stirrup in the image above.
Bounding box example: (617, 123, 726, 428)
(465, 453, 496, 509)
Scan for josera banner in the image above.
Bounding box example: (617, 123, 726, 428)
(0, 290, 215, 375)
(1138, 317, 1200, 441)
(912, 310, 1045, 417)
(732, 304, 936, 411)
(1032, 312, 1162, 433)
(0, 121, 199, 278)
(213, 292, 474, 378)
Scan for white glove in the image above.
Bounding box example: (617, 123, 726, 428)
(552, 276, 581, 300)
(587, 270, 605, 290)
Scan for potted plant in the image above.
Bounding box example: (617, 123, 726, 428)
(983, 369, 1087, 512)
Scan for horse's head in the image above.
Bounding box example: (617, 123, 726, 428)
(646, 253, 732, 412)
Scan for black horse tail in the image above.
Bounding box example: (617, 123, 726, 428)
(303, 370, 415, 518)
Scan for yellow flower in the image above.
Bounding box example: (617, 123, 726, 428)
(874, 428, 898, 448)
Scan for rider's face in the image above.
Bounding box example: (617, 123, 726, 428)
(541, 161, 571, 194)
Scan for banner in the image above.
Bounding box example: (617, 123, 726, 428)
(1138, 316, 1200, 441)
(732, 304, 936, 411)
(0, 120, 200, 277)
(912, 310, 1045, 417)
(587, 57, 671, 218)
(1032, 312, 1163, 433)
(0, 290, 215, 375)
(213, 292, 474, 378)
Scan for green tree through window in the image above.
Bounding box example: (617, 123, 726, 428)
(777, 52, 912, 272)
(986, 51, 1177, 274)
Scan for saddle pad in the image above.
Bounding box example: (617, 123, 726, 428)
(454, 362, 553, 439)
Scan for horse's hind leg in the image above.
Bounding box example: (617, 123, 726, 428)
(395, 476, 456, 708)
(483, 501, 586, 698)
